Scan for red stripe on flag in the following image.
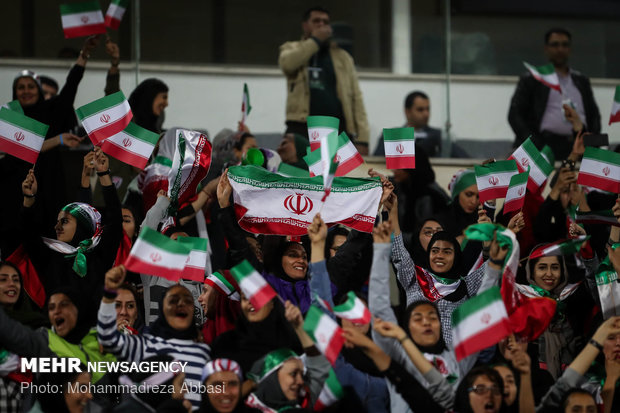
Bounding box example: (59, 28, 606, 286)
(248, 284, 276, 310)
(100, 139, 149, 169)
(0, 135, 40, 164)
(310, 142, 320, 151)
(386, 156, 415, 170)
(577, 172, 620, 193)
(124, 255, 181, 282)
(324, 328, 346, 365)
(88, 112, 133, 145)
(454, 319, 511, 361)
(335, 154, 363, 176)
(63, 23, 107, 39)
(104, 16, 121, 29)
(503, 196, 524, 214)
(531, 74, 561, 92)
(610, 112, 620, 126)
(478, 186, 509, 204)
(182, 266, 206, 282)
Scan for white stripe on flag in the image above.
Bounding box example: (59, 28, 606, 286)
(309, 127, 336, 146)
(580, 158, 620, 181)
(476, 171, 517, 191)
(511, 146, 547, 186)
(106, 3, 126, 20)
(61, 11, 104, 28)
(81, 100, 131, 132)
(103, 131, 155, 160)
(130, 239, 189, 271)
(384, 140, 415, 157)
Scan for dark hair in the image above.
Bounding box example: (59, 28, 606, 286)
(404, 91, 429, 109)
(233, 132, 255, 151)
(39, 75, 58, 91)
(455, 366, 505, 413)
(402, 300, 446, 354)
(561, 388, 595, 410)
(0, 261, 22, 306)
(303, 6, 330, 21)
(544, 28, 572, 44)
(325, 226, 350, 258)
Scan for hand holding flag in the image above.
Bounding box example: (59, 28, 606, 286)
(303, 305, 345, 365)
(240, 83, 252, 127)
(474, 160, 519, 204)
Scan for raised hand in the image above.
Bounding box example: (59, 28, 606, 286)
(373, 317, 407, 340)
(104, 265, 127, 291)
(507, 212, 525, 234)
(284, 300, 303, 330)
(216, 169, 232, 208)
(307, 213, 328, 244)
(22, 168, 38, 197)
(372, 221, 392, 244)
(93, 146, 109, 172)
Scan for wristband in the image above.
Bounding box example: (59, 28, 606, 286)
(398, 336, 410, 344)
(103, 288, 118, 299)
(97, 169, 111, 176)
(59, 134, 64, 146)
(23, 193, 35, 198)
(489, 258, 505, 266)
(588, 338, 604, 352)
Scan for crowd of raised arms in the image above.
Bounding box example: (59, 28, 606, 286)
(0, 5, 619, 413)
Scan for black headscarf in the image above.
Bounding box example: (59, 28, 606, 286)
(402, 300, 447, 355)
(252, 368, 305, 412)
(48, 286, 92, 345)
(454, 366, 507, 413)
(128, 78, 168, 133)
(36, 368, 88, 413)
(262, 237, 310, 282)
(144, 285, 198, 340)
(426, 231, 469, 302)
(408, 216, 446, 270)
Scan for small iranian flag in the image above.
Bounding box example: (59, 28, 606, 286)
(577, 146, 620, 193)
(503, 170, 529, 214)
(509, 137, 553, 192)
(332, 291, 371, 324)
(124, 227, 191, 282)
(523, 62, 561, 92)
(383, 127, 415, 169)
(0, 107, 49, 164)
(76, 91, 133, 145)
(333, 132, 363, 176)
(452, 286, 511, 361)
(104, 0, 129, 29)
(314, 369, 344, 411)
(529, 236, 590, 259)
(474, 160, 519, 204)
(2, 100, 24, 114)
(303, 305, 345, 365)
(99, 122, 159, 170)
(205, 271, 240, 301)
(176, 236, 208, 282)
(240, 83, 252, 126)
(307, 116, 339, 151)
(60, 1, 106, 39)
(320, 131, 339, 201)
(230, 260, 276, 310)
(277, 162, 310, 178)
(576, 210, 620, 227)
(609, 85, 620, 125)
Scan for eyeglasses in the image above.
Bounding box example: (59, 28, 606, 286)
(468, 385, 501, 396)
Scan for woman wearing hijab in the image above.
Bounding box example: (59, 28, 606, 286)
(20, 147, 122, 325)
(128, 78, 169, 133)
(29, 368, 94, 413)
(98, 265, 210, 411)
(438, 169, 480, 238)
(0, 261, 47, 328)
(276, 133, 309, 170)
(0, 286, 116, 384)
(453, 366, 507, 413)
(199, 358, 248, 413)
(408, 217, 445, 270)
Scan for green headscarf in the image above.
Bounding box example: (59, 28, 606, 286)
(448, 169, 476, 200)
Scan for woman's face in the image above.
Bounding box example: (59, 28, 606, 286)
(532, 256, 562, 291)
(55, 211, 78, 243)
(15, 77, 39, 106)
(48, 293, 78, 338)
(239, 137, 258, 159)
(64, 372, 93, 413)
(458, 184, 479, 214)
(468, 374, 502, 413)
(121, 208, 136, 240)
(498, 335, 528, 361)
(281, 244, 308, 280)
(163, 286, 194, 331)
(198, 284, 217, 319)
(0, 265, 20, 306)
(206, 371, 241, 413)
(277, 359, 305, 401)
(277, 135, 298, 164)
(419, 220, 443, 251)
(408, 303, 441, 347)
(115, 289, 138, 330)
(429, 240, 455, 274)
(240, 293, 273, 322)
(493, 365, 517, 406)
(603, 330, 620, 361)
(329, 235, 347, 258)
(152, 92, 168, 117)
(563, 393, 597, 413)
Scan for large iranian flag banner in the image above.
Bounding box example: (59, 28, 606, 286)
(60, 1, 106, 39)
(124, 227, 191, 281)
(523, 62, 561, 92)
(104, 0, 129, 29)
(100, 122, 159, 170)
(0, 107, 49, 164)
(509, 137, 553, 192)
(76, 91, 133, 145)
(307, 116, 339, 151)
(577, 146, 620, 193)
(228, 165, 382, 235)
(610, 85, 620, 125)
(452, 286, 511, 361)
(474, 160, 519, 203)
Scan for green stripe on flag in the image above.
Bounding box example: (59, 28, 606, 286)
(176, 236, 208, 251)
(524, 62, 555, 75)
(509, 170, 529, 186)
(452, 286, 503, 326)
(383, 127, 414, 142)
(6, 100, 23, 114)
(60, 1, 101, 14)
(138, 227, 192, 255)
(212, 271, 236, 293)
(278, 163, 310, 178)
(583, 146, 620, 166)
(123, 122, 160, 145)
(613, 85, 620, 102)
(243, 83, 252, 115)
(325, 368, 344, 398)
(153, 156, 173, 167)
(75, 91, 128, 120)
(307, 116, 339, 129)
(303, 148, 321, 168)
(333, 291, 358, 313)
(523, 138, 553, 175)
(303, 306, 325, 341)
(112, 0, 129, 7)
(0, 108, 49, 136)
(230, 259, 256, 281)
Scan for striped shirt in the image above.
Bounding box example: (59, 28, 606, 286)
(97, 302, 210, 410)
